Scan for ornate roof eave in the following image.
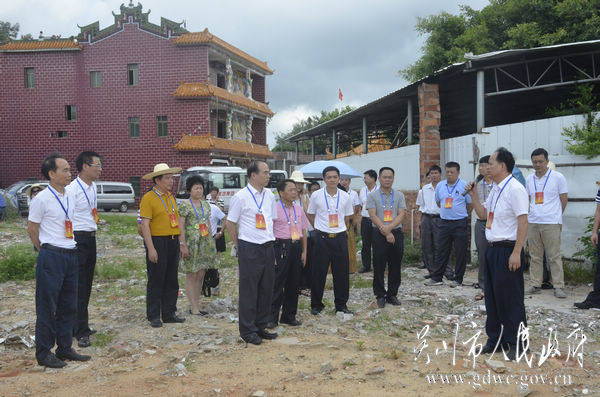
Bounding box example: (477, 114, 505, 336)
(0, 40, 82, 52)
(173, 134, 274, 158)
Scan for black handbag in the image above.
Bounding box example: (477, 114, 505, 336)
(202, 268, 220, 297)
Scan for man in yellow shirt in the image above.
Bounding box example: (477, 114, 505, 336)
(140, 163, 184, 328)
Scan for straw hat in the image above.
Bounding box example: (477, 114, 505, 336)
(26, 183, 46, 198)
(290, 170, 309, 184)
(142, 163, 182, 180)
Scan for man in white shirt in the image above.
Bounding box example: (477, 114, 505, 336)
(66, 151, 102, 348)
(416, 165, 442, 277)
(27, 153, 91, 368)
(466, 147, 529, 361)
(526, 148, 569, 298)
(307, 166, 354, 315)
(226, 161, 278, 345)
(474, 155, 493, 297)
(358, 170, 378, 273)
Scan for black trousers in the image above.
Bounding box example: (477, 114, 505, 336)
(35, 247, 78, 362)
(360, 217, 374, 270)
(145, 235, 180, 321)
(271, 239, 302, 322)
(431, 218, 468, 283)
(238, 239, 275, 338)
(311, 231, 349, 311)
(74, 232, 96, 338)
(420, 214, 440, 274)
(583, 233, 600, 307)
(484, 244, 527, 348)
(299, 230, 315, 290)
(372, 228, 404, 298)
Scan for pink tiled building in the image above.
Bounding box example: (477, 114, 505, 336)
(0, 2, 274, 194)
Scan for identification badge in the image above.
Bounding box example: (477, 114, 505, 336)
(255, 213, 266, 229)
(444, 197, 453, 209)
(169, 213, 178, 228)
(383, 209, 393, 222)
(329, 213, 339, 228)
(535, 192, 544, 204)
(486, 212, 494, 230)
(92, 208, 100, 224)
(65, 220, 73, 239)
(199, 223, 209, 237)
(290, 225, 300, 241)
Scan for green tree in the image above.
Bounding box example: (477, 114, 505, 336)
(272, 106, 355, 153)
(0, 21, 19, 45)
(401, 0, 600, 82)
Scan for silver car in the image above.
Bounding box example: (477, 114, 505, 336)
(96, 181, 135, 212)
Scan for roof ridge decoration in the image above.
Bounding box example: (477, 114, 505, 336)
(171, 82, 274, 117)
(173, 29, 273, 75)
(77, 2, 187, 43)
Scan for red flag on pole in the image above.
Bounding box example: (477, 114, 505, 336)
(338, 88, 343, 101)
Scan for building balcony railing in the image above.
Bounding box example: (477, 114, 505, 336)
(173, 134, 274, 158)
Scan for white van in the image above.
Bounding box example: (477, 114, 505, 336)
(176, 166, 247, 210)
(96, 181, 135, 212)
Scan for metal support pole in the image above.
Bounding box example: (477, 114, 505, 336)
(332, 129, 336, 159)
(362, 117, 367, 154)
(295, 141, 299, 164)
(311, 136, 315, 162)
(407, 100, 413, 144)
(476, 70, 485, 132)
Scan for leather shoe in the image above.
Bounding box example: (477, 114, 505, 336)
(163, 316, 185, 323)
(386, 296, 401, 306)
(56, 348, 91, 362)
(257, 329, 278, 340)
(480, 343, 496, 354)
(574, 301, 593, 309)
(38, 353, 67, 368)
(265, 321, 278, 329)
(243, 334, 262, 345)
(280, 318, 302, 326)
(150, 319, 163, 328)
(359, 268, 370, 273)
(424, 274, 432, 279)
(310, 307, 322, 315)
(418, 264, 427, 269)
(376, 298, 386, 308)
(77, 336, 91, 348)
(337, 307, 354, 315)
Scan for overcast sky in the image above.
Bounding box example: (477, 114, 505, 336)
(2, 0, 489, 147)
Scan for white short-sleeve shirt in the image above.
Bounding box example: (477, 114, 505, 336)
(359, 185, 378, 217)
(209, 203, 226, 236)
(307, 187, 354, 233)
(28, 186, 77, 249)
(526, 168, 568, 224)
(349, 189, 360, 208)
(484, 175, 529, 242)
(418, 183, 441, 215)
(66, 177, 98, 232)
(226, 184, 278, 244)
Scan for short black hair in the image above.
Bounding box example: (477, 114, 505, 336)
(247, 161, 266, 178)
(277, 179, 296, 195)
(479, 155, 490, 164)
(209, 186, 219, 193)
(428, 165, 442, 174)
(75, 151, 101, 172)
(308, 181, 320, 191)
(364, 169, 377, 181)
(41, 152, 65, 180)
(379, 167, 394, 176)
(445, 161, 460, 171)
(531, 148, 549, 160)
(186, 175, 205, 192)
(322, 166, 340, 178)
(494, 147, 515, 173)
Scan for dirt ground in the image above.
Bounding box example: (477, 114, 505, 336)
(1, 217, 599, 397)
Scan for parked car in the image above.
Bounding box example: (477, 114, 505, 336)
(96, 181, 135, 212)
(176, 166, 247, 211)
(4, 180, 49, 216)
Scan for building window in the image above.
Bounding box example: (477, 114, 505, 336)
(127, 64, 138, 86)
(129, 117, 140, 137)
(25, 67, 35, 88)
(56, 131, 67, 138)
(129, 177, 141, 198)
(217, 74, 225, 89)
(65, 105, 77, 121)
(90, 71, 101, 87)
(157, 116, 168, 137)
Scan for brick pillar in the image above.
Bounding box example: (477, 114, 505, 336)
(418, 83, 441, 184)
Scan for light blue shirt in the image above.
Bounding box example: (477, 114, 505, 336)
(435, 179, 471, 220)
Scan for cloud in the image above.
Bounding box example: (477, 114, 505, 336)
(267, 104, 318, 147)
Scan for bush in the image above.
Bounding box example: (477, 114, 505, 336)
(403, 239, 421, 265)
(0, 243, 37, 282)
(574, 216, 596, 264)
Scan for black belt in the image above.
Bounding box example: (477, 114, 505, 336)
(423, 213, 440, 218)
(41, 243, 78, 254)
(316, 230, 347, 238)
(275, 238, 300, 244)
(74, 230, 96, 237)
(441, 217, 467, 222)
(488, 240, 516, 248)
(476, 219, 487, 223)
(153, 235, 179, 240)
